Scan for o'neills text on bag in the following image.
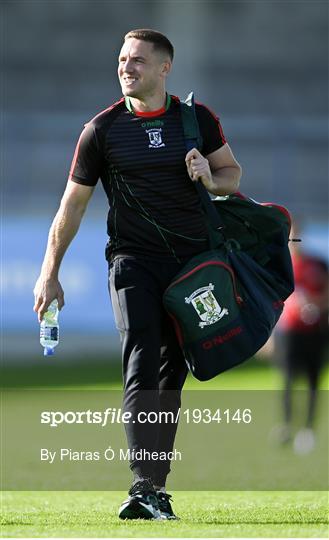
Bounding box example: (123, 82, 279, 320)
(202, 326, 243, 350)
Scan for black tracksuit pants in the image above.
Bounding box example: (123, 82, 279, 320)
(109, 254, 189, 486)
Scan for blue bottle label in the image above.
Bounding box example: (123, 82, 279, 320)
(40, 326, 58, 341)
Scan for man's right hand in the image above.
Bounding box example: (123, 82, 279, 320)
(33, 277, 65, 322)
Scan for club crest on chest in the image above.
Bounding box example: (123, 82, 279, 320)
(146, 128, 165, 148)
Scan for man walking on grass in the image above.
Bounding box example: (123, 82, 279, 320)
(33, 28, 241, 519)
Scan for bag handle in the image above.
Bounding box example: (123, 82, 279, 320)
(181, 92, 225, 248)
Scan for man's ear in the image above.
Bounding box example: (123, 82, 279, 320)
(161, 60, 172, 77)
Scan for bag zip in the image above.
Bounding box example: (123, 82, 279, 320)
(165, 260, 243, 305)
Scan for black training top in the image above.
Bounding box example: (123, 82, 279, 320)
(69, 94, 226, 261)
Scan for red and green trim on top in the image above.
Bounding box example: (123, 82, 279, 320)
(124, 93, 172, 117)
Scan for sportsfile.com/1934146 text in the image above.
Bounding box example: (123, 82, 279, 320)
(40, 408, 253, 427)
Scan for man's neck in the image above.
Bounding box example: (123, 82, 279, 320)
(128, 92, 167, 113)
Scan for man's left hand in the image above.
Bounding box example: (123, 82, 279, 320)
(185, 148, 213, 191)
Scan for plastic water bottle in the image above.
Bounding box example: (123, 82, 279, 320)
(40, 299, 59, 356)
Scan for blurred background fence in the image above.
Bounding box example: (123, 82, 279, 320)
(1, 0, 328, 364)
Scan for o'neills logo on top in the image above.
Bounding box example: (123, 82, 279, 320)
(202, 326, 243, 350)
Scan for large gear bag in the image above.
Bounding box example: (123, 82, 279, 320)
(163, 93, 294, 381)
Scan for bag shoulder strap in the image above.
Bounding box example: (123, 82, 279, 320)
(180, 91, 203, 152)
(180, 92, 225, 246)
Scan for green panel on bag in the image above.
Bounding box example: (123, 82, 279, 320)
(164, 252, 241, 343)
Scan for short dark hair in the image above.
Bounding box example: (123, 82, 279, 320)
(124, 29, 174, 61)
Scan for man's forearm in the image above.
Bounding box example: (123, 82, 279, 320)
(34, 182, 93, 320)
(40, 202, 85, 279)
(207, 165, 242, 196)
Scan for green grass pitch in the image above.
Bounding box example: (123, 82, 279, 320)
(1, 490, 328, 537)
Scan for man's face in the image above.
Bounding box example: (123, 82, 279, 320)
(118, 38, 170, 100)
